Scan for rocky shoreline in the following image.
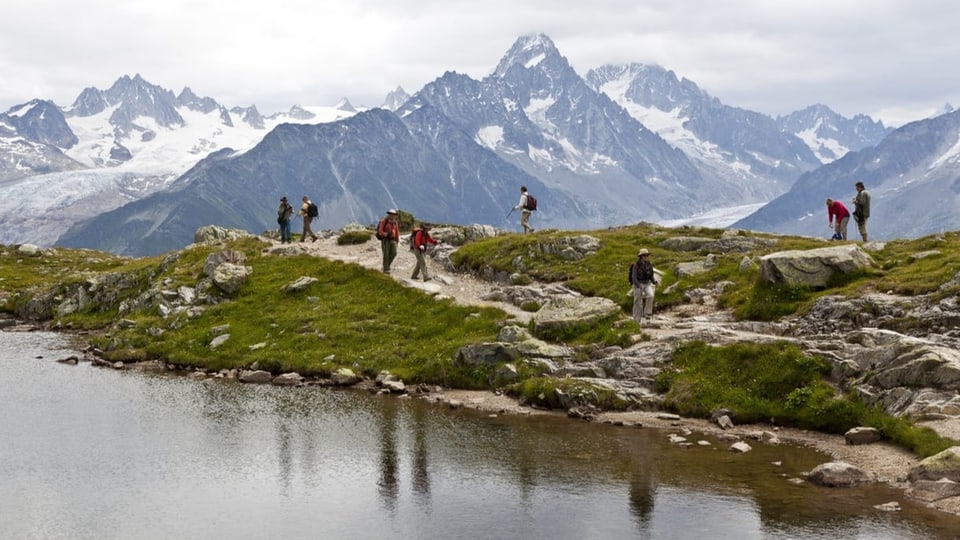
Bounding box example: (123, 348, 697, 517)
(5, 226, 960, 519)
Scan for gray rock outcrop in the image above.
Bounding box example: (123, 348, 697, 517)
(908, 447, 960, 483)
(532, 296, 620, 336)
(759, 244, 875, 287)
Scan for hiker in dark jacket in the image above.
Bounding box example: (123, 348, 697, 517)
(377, 209, 400, 273)
(277, 196, 294, 243)
(629, 248, 659, 323)
(852, 181, 871, 242)
(410, 223, 438, 282)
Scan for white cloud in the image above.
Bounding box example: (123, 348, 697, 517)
(2, 0, 958, 126)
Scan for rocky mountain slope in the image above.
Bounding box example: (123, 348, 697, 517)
(736, 109, 960, 240)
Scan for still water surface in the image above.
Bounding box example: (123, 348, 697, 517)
(2, 331, 959, 539)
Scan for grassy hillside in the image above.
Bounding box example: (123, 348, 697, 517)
(3, 224, 959, 456)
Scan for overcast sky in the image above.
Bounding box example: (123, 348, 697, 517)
(3, 0, 957, 127)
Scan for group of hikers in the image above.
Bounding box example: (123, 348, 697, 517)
(274, 181, 872, 326)
(826, 181, 872, 242)
(276, 195, 319, 244)
(275, 185, 539, 282)
(373, 208, 438, 281)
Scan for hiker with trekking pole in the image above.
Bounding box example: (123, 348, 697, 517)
(511, 185, 537, 234)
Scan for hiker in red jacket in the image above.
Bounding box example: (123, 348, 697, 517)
(376, 209, 400, 273)
(826, 198, 850, 241)
(410, 223, 438, 282)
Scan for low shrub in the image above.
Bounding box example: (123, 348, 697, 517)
(337, 230, 372, 245)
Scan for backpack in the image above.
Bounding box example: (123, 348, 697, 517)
(409, 229, 417, 250)
(307, 202, 319, 218)
(627, 263, 635, 285)
(524, 194, 538, 211)
(375, 219, 385, 240)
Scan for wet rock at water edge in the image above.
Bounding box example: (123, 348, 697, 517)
(805, 462, 874, 487)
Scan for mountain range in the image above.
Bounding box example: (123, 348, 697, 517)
(7, 33, 954, 257)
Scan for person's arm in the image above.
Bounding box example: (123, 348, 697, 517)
(515, 194, 526, 210)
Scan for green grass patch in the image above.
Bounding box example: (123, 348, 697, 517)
(100, 248, 506, 386)
(733, 280, 814, 321)
(657, 340, 958, 457)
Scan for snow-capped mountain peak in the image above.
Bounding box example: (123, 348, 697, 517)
(335, 98, 357, 112)
(493, 33, 562, 78)
(381, 86, 411, 111)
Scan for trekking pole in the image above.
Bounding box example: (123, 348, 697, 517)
(506, 208, 515, 219)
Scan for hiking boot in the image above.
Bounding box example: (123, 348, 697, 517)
(312, 236, 318, 242)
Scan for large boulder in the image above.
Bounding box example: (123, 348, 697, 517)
(212, 263, 251, 294)
(908, 447, 960, 483)
(806, 461, 874, 487)
(194, 225, 253, 245)
(532, 296, 620, 336)
(456, 343, 520, 367)
(759, 244, 875, 287)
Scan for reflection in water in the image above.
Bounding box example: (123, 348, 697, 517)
(627, 447, 656, 527)
(3, 331, 960, 540)
(410, 400, 431, 501)
(378, 400, 400, 512)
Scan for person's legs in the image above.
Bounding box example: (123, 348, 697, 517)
(381, 238, 392, 272)
(386, 240, 398, 271)
(412, 249, 429, 280)
(303, 217, 318, 241)
(641, 283, 655, 316)
(520, 210, 531, 233)
(858, 219, 868, 242)
(838, 216, 849, 240)
(632, 285, 644, 323)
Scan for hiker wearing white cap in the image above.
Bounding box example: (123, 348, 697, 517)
(628, 248, 659, 323)
(376, 209, 400, 273)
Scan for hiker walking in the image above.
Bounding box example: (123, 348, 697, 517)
(377, 209, 400, 273)
(277, 196, 294, 243)
(513, 185, 536, 234)
(629, 248, 659, 323)
(410, 223, 438, 282)
(298, 196, 319, 242)
(852, 181, 871, 242)
(826, 197, 850, 241)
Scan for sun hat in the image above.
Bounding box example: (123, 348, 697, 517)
(637, 248, 649, 256)
(387, 209, 398, 215)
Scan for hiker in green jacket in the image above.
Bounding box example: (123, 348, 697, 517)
(852, 181, 871, 242)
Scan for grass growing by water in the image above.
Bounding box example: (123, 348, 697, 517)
(92, 245, 507, 384)
(657, 340, 958, 457)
